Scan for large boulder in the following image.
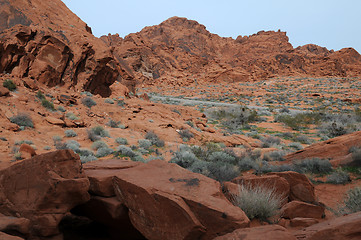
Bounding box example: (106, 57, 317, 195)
(294, 211, 361, 240)
(267, 171, 316, 203)
(214, 225, 296, 240)
(83, 159, 250, 240)
(0, 150, 90, 238)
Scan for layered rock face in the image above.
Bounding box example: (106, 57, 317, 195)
(0, 0, 135, 97)
(101, 16, 361, 87)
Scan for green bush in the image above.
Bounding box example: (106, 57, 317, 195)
(115, 145, 136, 158)
(82, 97, 97, 108)
(3, 79, 16, 91)
(208, 151, 236, 165)
(106, 119, 121, 128)
(232, 184, 283, 221)
(41, 99, 55, 111)
(275, 112, 322, 130)
(65, 112, 79, 120)
(104, 98, 114, 104)
(36, 90, 46, 100)
(207, 161, 239, 182)
(261, 136, 281, 148)
(263, 150, 286, 162)
(57, 106, 66, 112)
(10, 114, 34, 128)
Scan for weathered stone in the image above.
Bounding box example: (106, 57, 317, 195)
(281, 201, 325, 219)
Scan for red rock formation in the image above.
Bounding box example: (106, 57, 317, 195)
(82, 158, 250, 240)
(101, 17, 361, 87)
(281, 201, 325, 219)
(214, 225, 297, 240)
(0, 150, 90, 238)
(0, 0, 135, 97)
(285, 131, 361, 166)
(295, 211, 361, 240)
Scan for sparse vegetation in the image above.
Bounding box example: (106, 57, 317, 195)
(41, 98, 55, 111)
(3, 79, 16, 91)
(145, 131, 165, 147)
(115, 137, 128, 145)
(87, 126, 110, 142)
(339, 186, 361, 214)
(10, 114, 34, 128)
(82, 97, 97, 108)
(326, 169, 351, 184)
(232, 184, 283, 221)
(106, 119, 122, 128)
(64, 129, 77, 137)
(178, 129, 194, 141)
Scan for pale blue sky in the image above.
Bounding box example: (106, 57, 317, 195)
(62, 0, 361, 53)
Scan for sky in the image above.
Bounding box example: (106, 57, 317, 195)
(62, 0, 361, 53)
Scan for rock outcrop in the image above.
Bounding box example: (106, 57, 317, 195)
(285, 131, 361, 167)
(82, 158, 250, 240)
(0, 150, 90, 238)
(101, 17, 361, 87)
(295, 211, 361, 240)
(0, 0, 135, 97)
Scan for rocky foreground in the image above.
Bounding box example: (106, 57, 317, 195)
(0, 149, 360, 239)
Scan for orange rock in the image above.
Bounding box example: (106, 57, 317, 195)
(19, 143, 36, 159)
(0, 150, 90, 238)
(45, 116, 64, 126)
(111, 160, 250, 239)
(268, 171, 316, 203)
(281, 201, 325, 219)
(0, 86, 10, 97)
(295, 211, 361, 240)
(214, 225, 296, 240)
(290, 218, 319, 228)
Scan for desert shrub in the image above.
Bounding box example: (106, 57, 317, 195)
(3, 79, 16, 91)
(104, 98, 114, 104)
(91, 140, 108, 150)
(326, 170, 351, 184)
(238, 157, 259, 172)
(106, 119, 121, 128)
(208, 151, 236, 165)
(65, 112, 79, 120)
(117, 99, 125, 107)
(41, 98, 55, 111)
(57, 106, 66, 112)
(294, 158, 332, 174)
(206, 106, 258, 133)
(207, 161, 239, 182)
(87, 126, 110, 142)
(15, 140, 33, 145)
(145, 131, 165, 147)
(256, 163, 295, 174)
(232, 184, 283, 221)
(80, 155, 97, 163)
(36, 90, 46, 100)
(275, 112, 322, 130)
(146, 156, 164, 162)
(178, 129, 194, 141)
(65, 140, 81, 152)
(350, 147, 361, 167)
(96, 147, 114, 158)
(77, 148, 94, 157)
(340, 187, 361, 214)
(82, 97, 97, 108)
(64, 129, 77, 137)
(263, 150, 286, 161)
(81, 91, 93, 97)
(288, 142, 303, 150)
(138, 139, 152, 149)
(132, 154, 146, 162)
(170, 146, 199, 168)
(10, 114, 34, 128)
(52, 135, 63, 142)
(294, 135, 313, 144)
(261, 136, 281, 148)
(115, 145, 136, 158)
(188, 160, 210, 175)
(115, 137, 128, 145)
(43, 146, 52, 150)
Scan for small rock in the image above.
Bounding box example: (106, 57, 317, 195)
(281, 201, 325, 219)
(290, 218, 319, 227)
